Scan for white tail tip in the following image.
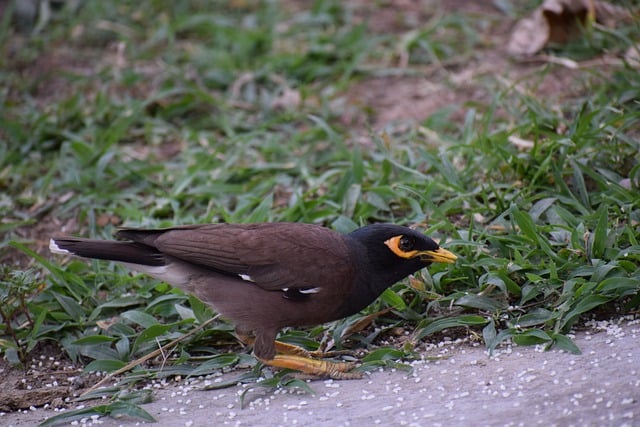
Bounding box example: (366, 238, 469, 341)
(49, 238, 71, 255)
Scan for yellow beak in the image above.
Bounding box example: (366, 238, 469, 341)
(418, 247, 457, 264)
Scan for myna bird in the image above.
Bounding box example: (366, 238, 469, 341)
(50, 222, 457, 379)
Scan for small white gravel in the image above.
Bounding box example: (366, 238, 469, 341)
(4, 315, 639, 427)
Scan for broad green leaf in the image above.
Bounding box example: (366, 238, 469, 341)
(482, 319, 496, 347)
(590, 204, 609, 259)
(529, 197, 556, 221)
(27, 247, 81, 289)
(188, 294, 215, 324)
(84, 359, 127, 373)
(358, 348, 413, 372)
(342, 183, 361, 218)
(246, 193, 273, 223)
(351, 148, 364, 183)
(121, 310, 160, 328)
(414, 315, 487, 341)
(240, 374, 315, 408)
(280, 378, 316, 394)
(569, 158, 590, 208)
(30, 309, 48, 339)
(596, 277, 639, 297)
(381, 288, 406, 311)
(4, 347, 21, 365)
(331, 215, 359, 233)
(551, 333, 581, 354)
(52, 293, 86, 322)
(116, 336, 130, 359)
(77, 345, 120, 361)
(510, 204, 537, 243)
(131, 324, 172, 354)
(71, 140, 95, 163)
(174, 303, 196, 321)
(73, 335, 118, 345)
(188, 354, 239, 377)
(362, 348, 406, 362)
(510, 205, 559, 262)
(365, 190, 391, 211)
(485, 328, 513, 354)
(277, 333, 321, 351)
(512, 329, 552, 346)
(454, 294, 507, 312)
(38, 400, 156, 427)
(117, 389, 154, 405)
(525, 273, 544, 283)
(520, 283, 542, 305)
(146, 293, 188, 310)
(479, 273, 507, 294)
(561, 295, 611, 330)
(95, 296, 145, 310)
(39, 406, 110, 427)
(201, 370, 262, 391)
(515, 308, 555, 327)
(573, 264, 601, 279)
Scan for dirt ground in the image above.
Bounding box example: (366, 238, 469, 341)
(2, 315, 638, 426)
(3, 1, 638, 426)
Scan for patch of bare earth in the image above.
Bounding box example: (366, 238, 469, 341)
(0, 343, 86, 413)
(340, 0, 625, 132)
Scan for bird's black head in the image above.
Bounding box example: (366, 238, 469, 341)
(344, 224, 456, 313)
(349, 223, 456, 267)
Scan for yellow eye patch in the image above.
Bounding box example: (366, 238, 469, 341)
(384, 235, 419, 259)
(385, 235, 458, 264)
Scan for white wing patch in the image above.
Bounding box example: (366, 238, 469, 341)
(238, 274, 254, 282)
(281, 286, 321, 301)
(281, 287, 320, 293)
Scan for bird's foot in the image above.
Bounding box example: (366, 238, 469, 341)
(238, 334, 362, 379)
(308, 348, 360, 358)
(259, 355, 363, 380)
(274, 340, 357, 359)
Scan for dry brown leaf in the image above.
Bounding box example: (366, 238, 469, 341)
(594, 1, 635, 27)
(545, 0, 595, 45)
(96, 317, 119, 330)
(340, 307, 393, 338)
(408, 275, 426, 292)
(270, 86, 302, 110)
(96, 212, 121, 227)
(473, 213, 488, 225)
(625, 43, 640, 69)
(508, 0, 631, 56)
(508, 135, 535, 151)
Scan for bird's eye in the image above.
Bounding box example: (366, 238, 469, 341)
(398, 236, 414, 251)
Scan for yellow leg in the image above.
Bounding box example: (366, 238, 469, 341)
(236, 331, 361, 379)
(273, 340, 355, 358)
(238, 333, 355, 358)
(274, 340, 313, 357)
(258, 355, 362, 380)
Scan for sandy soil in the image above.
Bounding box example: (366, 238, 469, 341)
(3, 315, 638, 427)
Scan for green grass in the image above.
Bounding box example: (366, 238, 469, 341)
(1, 0, 639, 423)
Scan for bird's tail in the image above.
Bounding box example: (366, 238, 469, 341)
(49, 237, 165, 266)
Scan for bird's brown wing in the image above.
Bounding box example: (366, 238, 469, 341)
(116, 223, 355, 291)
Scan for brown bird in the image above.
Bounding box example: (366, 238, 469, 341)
(50, 222, 457, 378)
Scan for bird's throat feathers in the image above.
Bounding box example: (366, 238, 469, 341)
(342, 237, 426, 316)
